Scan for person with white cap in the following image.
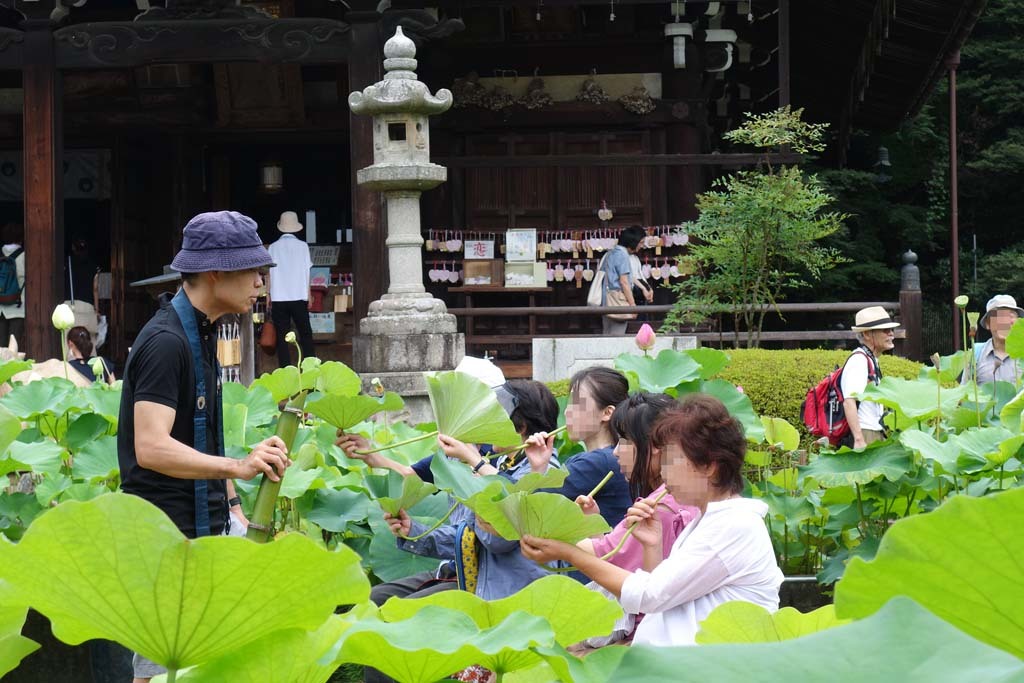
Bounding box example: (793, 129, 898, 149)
(267, 211, 314, 368)
(966, 295, 1024, 385)
(841, 306, 900, 449)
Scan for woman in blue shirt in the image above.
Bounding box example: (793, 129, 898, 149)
(601, 225, 647, 335)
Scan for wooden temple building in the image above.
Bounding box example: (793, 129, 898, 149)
(0, 0, 985, 369)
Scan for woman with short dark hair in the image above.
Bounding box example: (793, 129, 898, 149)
(520, 393, 783, 646)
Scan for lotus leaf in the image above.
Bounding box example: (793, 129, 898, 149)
(761, 417, 799, 451)
(0, 378, 82, 420)
(919, 350, 965, 384)
(1005, 318, 1024, 360)
(598, 598, 1024, 683)
(378, 474, 439, 517)
(314, 361, 362, 397)
(954, 426, 1013, 473)
(2, 440, 66, 476)
(508, 467, 569, 494)
(799, 441, 911, 487)
(159, 616, 350, 683)
(328, 605, 557, 683)
(859, 376, 966, 423)
(295, 487, 373, 533)
(380, 575, 622, 649)
(761, 492, 815, 525)
(684, 347, 731, 379)
(366, 511, 443, 581)
(0, 358, 31, 385)
(424, 371, 522, 447)
(71, 435, 119, 482)
(223, 382, 278, 427)
(65, 412, 111, 450)
(475, 491, 611, 543)
(0, 582, 38, 679)
(836, 486, 1024, 658)
(0, 494, 369, 672)
(251, 366, 301, 403)
(699, 379, 765, 442)
(430, 450, 508, 503)
(367, 421, 439, 466)
(1000, 387, 1024, 432)
(695, 602, 848, 644)
(306, 392, 404, 431)
(279, 466, 329, 499)
(613, 349, 702, 393)
(0, 402, 21, 455)
(81, 385, 122, 427)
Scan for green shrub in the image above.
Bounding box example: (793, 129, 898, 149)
(547, 379, 569, 398)
(716, 349, 923, 434)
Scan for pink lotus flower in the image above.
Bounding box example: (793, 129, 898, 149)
(736, 385, 745, 394)
(635, 323, 656, 353)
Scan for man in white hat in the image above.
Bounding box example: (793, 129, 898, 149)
(267, 211, 314, 368)
(966, 294, 1024, 385)
(841, 306, 900, 449)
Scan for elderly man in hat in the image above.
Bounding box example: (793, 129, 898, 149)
(117, 211, 293, 683)
(841, 306, 900, 449)
(966, 294, 1024, 385)
(267, 211, 315, 368)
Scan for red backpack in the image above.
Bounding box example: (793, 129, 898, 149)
(801, 349, 879, 446)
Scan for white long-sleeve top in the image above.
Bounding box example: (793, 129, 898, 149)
(267, 234, 312, 302)
(620, 496, 783, 647)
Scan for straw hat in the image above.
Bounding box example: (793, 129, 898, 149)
(851, 306, 900, 332)
(277, 211, 303, 234)
(980, 294, 1024, 329)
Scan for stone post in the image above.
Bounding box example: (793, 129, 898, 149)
(899, 250, 922, 361)
(348, 27, 464, 421)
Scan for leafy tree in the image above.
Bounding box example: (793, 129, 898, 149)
(664, 107, 846, 347)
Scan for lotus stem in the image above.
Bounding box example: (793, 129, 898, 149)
(60, 329, 69, 381)
(586, 471, 614, 500)
(246, 390, 308, 543)
(598, 488, 671, 561)
(167, 669, 177, 683)
(356, 430, 439, 456)
(487, 425, 568, 460)
(399, 502, 460, 541)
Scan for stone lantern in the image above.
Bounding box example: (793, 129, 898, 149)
(348, 27, 464, 420)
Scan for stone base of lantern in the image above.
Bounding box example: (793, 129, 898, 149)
(352, 300, 465, 424)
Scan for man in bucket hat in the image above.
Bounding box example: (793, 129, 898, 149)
(840, 306, 900, 449)
(965, 294, 1024, 385)
(117, 211, 293, 682)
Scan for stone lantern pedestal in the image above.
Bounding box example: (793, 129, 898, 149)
(348, 27, 464, 421)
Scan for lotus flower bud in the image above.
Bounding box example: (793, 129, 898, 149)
(89, 356, 105, 381)
(954, 295, 969, 308)
(634, 323, 656, 351)
(371, 377, 385, 396)
(285, 331, 297, 344)
(51, 303, 75, 331)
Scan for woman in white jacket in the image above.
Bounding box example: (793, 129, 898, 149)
(521, 393, 783, 646)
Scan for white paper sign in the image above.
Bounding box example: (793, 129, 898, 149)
(464, 239, 495, 259)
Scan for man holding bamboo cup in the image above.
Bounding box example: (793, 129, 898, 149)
(117, 211, 293, 683)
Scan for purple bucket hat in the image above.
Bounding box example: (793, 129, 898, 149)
(170, 211, 275, 273)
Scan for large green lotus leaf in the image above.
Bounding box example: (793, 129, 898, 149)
(684, 347, 731, 379)
(378, 474, 438, 516)
(799, 441, 911, 487)
(954, 426, 1013, 473)
(699, 379, 765, 443)
(159, 616, 349, 683)
(1000, 387, 1024, 432)
(71, 435, 119, 482)
(613, 349, 702, 393)
(761, 492, 815, 525)
(1005, 318, 1024, 360)
(761, 416, 800, 451)
(859, 376, 966, 423)
(0, 576, 40, 679)
(0, 358, 31, 385)
(380, 575, 622, 649)
(597, 598, 1024, 683)
(65, 412, 111, 451)
(481, 491, 610, 543)
(835, 486, 1024, 658)
(315, 361, 362, 397)
(0, 493, 369, 671)
(365, 509, 442, 581)
(509, 467, 569, 494)
(0, 378, 82, 420)
(2, 439, 66, 476)
(919, 350, 966, 384)
(81, 385, 122, 427)
(328, 605, 557, 683)
(251, 366, 301, 403)
(34, 474, 72, 506)
(0, 493, 44, 541)
(424, 371, 521, 447)
(0, 402, 22, 456)
(278, 465, 328, 499)
(461, 482, 520, 539)
(296, 487, 373, 533)
(372, 422, 440, 466)
(994, 434, 1024, 467)
(695, 602, 848, 644)
(430, 449, 509, 502)
(306, 392, 404, 430)
(223, 382, 278, 428)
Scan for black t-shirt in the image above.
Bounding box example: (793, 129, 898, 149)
(117, 294, 226, 538)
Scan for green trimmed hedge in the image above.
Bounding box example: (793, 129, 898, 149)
(544, 349, 923, 435)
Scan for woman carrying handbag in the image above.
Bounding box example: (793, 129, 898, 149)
(599, 226, 646, 335)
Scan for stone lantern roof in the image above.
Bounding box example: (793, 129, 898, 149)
(348, 27, 453, 117)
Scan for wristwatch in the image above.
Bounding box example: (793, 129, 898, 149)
(227, 496, 242, 508)
(472, 459, 488, 473)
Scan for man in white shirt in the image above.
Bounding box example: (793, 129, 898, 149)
(267, 211, 314, 367)
(841, 306, 899, 449)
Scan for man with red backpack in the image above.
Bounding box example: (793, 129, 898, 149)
(841, 306, 900, 449)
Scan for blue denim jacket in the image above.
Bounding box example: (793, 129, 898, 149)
(396, 453, 560, 600)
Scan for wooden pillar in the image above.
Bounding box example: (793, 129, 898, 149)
(778, 0, 791, 107)
(661, 35, 703, 223)
(348, 14, 385, 323)
(21, 24, 63, 362)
